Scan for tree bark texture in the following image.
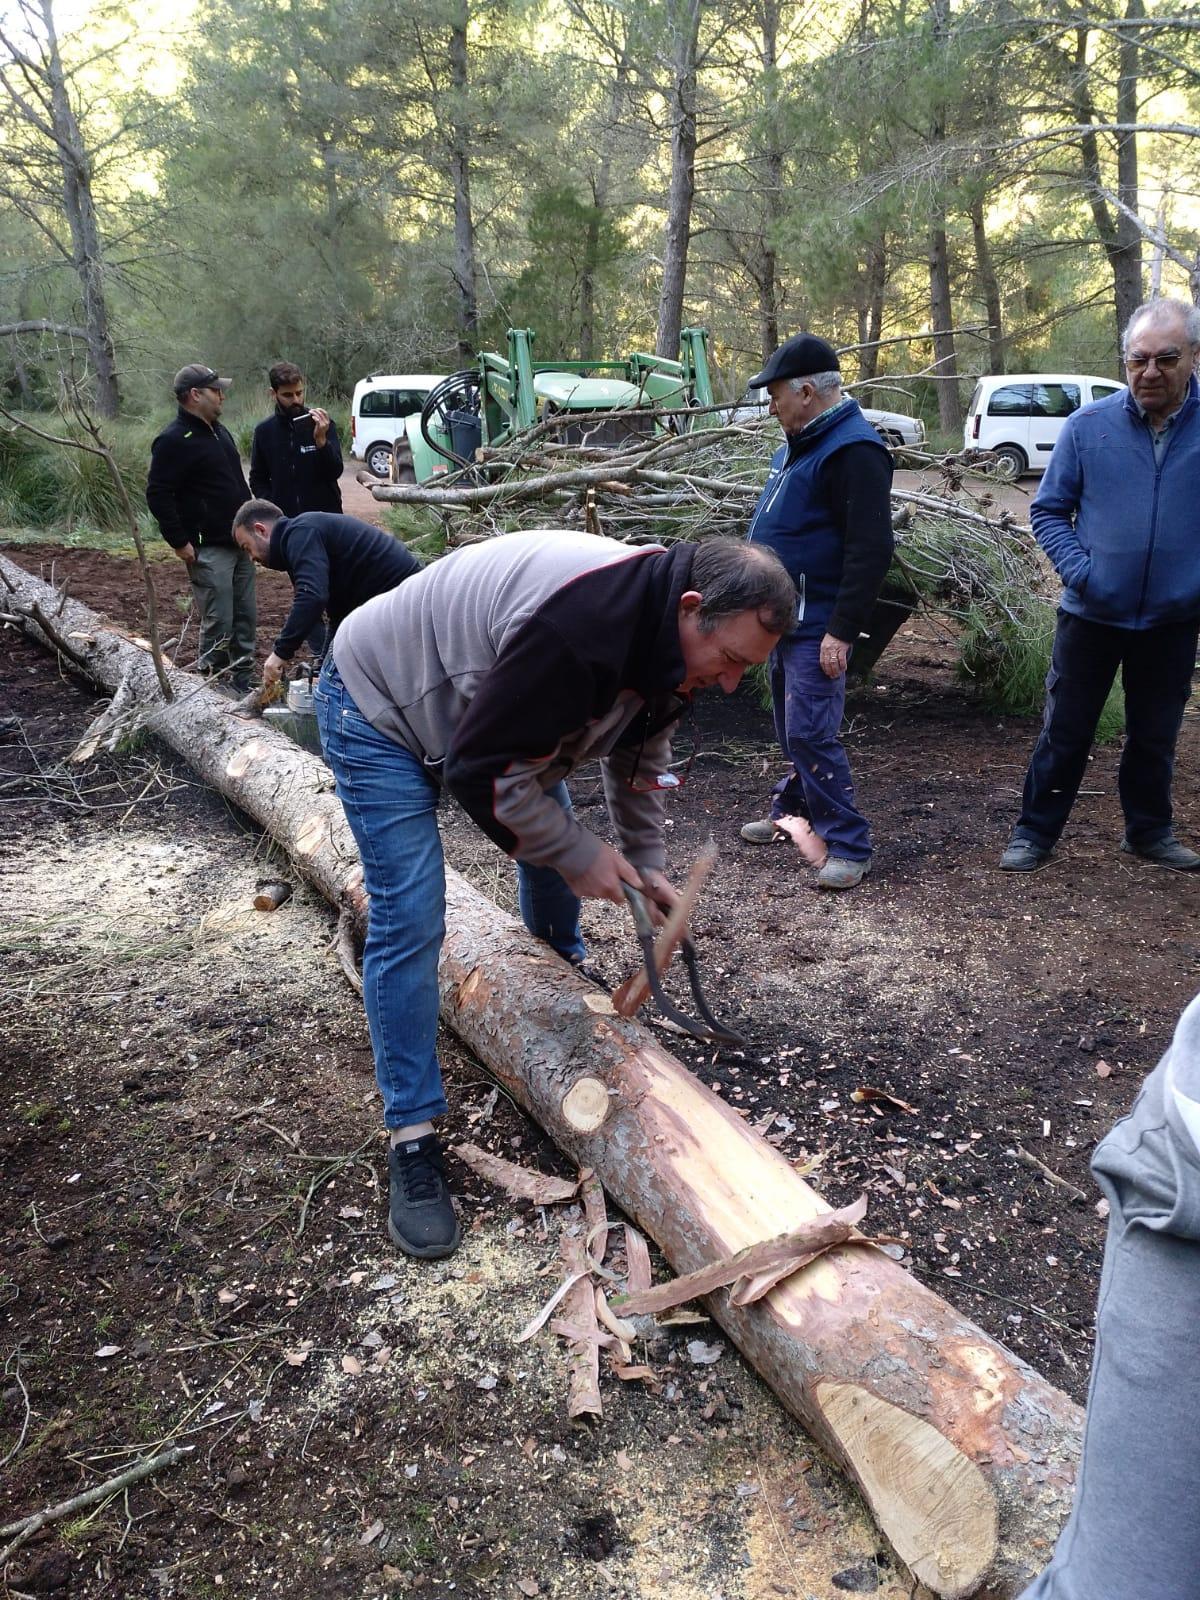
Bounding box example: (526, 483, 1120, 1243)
(969, 197, 1005, 375)
(1070, 14, 1144, 363)
(1, 552, 1083, 1598)
(39, 0, 120, 418)
(448, 0, 479, 362)
(655, 0, 702, 359)
(926, 0, 962, 434)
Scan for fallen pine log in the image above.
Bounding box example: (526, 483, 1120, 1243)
(1, 550, 1081, 1598)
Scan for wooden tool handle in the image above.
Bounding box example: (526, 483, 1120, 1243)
(611, 843, 717, 1018)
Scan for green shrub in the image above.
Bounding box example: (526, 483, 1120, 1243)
(0, 413, 149, 533)
(958, 594, 1125, 742)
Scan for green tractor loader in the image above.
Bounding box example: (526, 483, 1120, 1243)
(390, 326, 716, 483)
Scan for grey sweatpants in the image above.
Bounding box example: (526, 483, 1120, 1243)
(1020, 995, 1200, 1600)
(189, 544, 256, 674)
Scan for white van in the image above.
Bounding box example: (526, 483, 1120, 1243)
(349, 374, 444, 479)
(964, 373, 1126, 477)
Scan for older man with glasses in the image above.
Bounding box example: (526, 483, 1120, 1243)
(1000, 297, 1200, 873)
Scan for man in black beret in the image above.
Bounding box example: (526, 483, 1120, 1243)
(741, 334, 894, 889)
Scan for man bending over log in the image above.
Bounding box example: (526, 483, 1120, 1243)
(232, 499, 421, 687)
(315, 530, 796, 1258)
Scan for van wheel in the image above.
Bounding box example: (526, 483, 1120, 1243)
(365, 442, 392, 479)
(391, 442, 416, 484)
(991, 444, 1027, 480)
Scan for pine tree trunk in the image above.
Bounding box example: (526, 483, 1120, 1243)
(39, 0, 120, 418)
(970, 196, 1005, 375)
(1, 552, 1084, 1599)
(655, 0, 702, 358)
(448, 0, 479, 363)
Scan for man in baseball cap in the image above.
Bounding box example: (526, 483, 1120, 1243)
(741, 332, 895, 889)
(146, 364, 256, 690)
(172, 364, 233, 394)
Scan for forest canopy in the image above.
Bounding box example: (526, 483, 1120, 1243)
(2, 0, 1199, 426)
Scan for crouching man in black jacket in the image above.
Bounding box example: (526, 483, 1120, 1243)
(232, 499, 421, 687)
(146, 364, 256, 689)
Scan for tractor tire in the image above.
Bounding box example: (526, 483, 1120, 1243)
(391, 441, 417, 484)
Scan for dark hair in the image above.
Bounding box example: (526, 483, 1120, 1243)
(268, 361, 303, 390)
(690, 537, 796, 634)
(232, 498, 284, 534)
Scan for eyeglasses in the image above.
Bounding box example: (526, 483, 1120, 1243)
(1125, 349, 1184, 372)
(623, 700, 699, 794)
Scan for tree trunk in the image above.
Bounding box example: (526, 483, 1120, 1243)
(448, 0, 479, 362)
(39, 0, 120, 418)
(580, 47, 632, 362)
(969, 195, 1005, 375)
(929, 219, 962, 431)
(0, 552, 1084, 1599)
(1070, 12, 1143, 364)
(1112, 0, 1144, 335)
(655, 0, 702, 359)
(754, 0, 783, 362)
(857, 232, 887, 384)
(927, 0, 961, 433)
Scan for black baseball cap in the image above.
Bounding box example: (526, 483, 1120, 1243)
(747, 334, 840, 389)
(173, 364, 232, 395)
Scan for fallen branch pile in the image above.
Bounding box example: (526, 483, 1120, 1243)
(2, 552, 1082, 1598)
(367, 416, 1052, 705)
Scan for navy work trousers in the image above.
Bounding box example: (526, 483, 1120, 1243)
(1014, 609, 1199, 850)
(768, 632, 871, 861)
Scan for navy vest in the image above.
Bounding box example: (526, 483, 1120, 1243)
(747, 399, 889, 638)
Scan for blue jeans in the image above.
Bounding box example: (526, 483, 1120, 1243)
(1014, 609, 1199, 850)
(768, 633, 871, 861)
(314, 659, 583, 1126)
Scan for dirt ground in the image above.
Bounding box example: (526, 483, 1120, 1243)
(4, 476, 1200, 1597)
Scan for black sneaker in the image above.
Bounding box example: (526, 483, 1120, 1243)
(387, 1134, 461, 1259)
(1121, 835, 1200, 871)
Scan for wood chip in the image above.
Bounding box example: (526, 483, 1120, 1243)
(851, 1085, 918, 1115)
(451, 1142, 580, 1205)
(614, 1197, 868, 1316)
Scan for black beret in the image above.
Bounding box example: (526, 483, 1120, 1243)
(747, 333, 840, 389)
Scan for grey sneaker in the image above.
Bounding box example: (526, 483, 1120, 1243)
(740, 817, 782, 844)
(387, 1134, 461, 1259)
(999, 839, 1051, 872)
(817, 855, 872, 891)
(1121, 835, 1200, 871)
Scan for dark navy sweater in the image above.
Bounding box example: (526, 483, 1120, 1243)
(266, 512, 420, 660)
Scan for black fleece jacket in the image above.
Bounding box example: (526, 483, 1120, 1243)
(146, 409, 250, 550)
(249, 410, 343, 516)
(266, 512, 421, 660)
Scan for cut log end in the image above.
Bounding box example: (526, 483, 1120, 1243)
(815, 1379, 998, 1599)
(560, 1076, 610, 1133)
(253, 880, 293, 912)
